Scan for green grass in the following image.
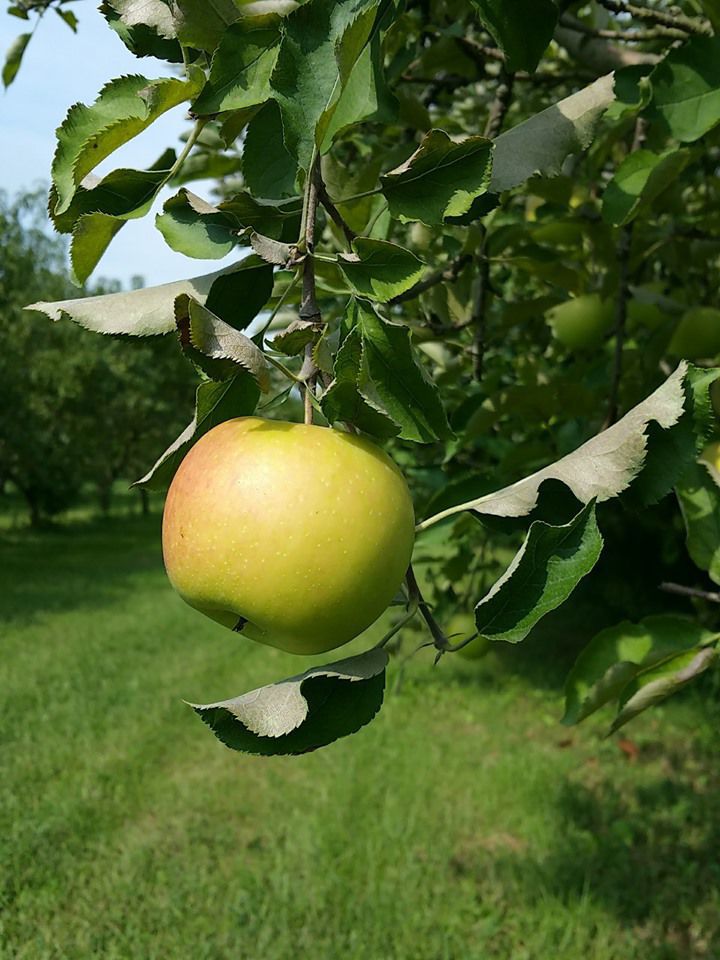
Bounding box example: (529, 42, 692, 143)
(1, 507, 719, 959)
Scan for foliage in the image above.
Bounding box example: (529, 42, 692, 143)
(8, 0, 720, 752)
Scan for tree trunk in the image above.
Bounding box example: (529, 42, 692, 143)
(139, 488, 150, 516)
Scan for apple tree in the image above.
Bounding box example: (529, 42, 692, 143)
(14, 0, 720, 753)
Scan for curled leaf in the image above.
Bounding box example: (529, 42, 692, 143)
(419, 362, 688, 528)
(192, 648, 388, 755)
(175, 295, 270, 390)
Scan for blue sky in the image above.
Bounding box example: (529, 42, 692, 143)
(1, 7, 236, 287)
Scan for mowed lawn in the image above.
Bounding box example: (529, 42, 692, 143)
(1, 507, 719, 960)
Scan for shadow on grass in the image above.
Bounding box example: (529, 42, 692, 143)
(465, 746, 720, 957)
(0, 512, 165, 625)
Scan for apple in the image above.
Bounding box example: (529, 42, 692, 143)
(162, 418, 415, 655)
(700, 440, 720, 474)
(668, 307, 720, 360)
(445, 613, 491, 660)
(545, 294, 614, 351)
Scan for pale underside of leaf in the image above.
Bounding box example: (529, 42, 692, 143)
(489, 73, 616, 194)
(193, 649, 388, 738)
(419, 362, 687, 528)
(26, 260, 260, 336)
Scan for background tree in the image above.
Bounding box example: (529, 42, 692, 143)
(0, 189, 195, 523)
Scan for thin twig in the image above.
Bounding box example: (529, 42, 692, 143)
(405, 565, 449, 653)
(471, 248, 490, 381)
(316, 176, 357, 247)
(660, 582, 720, 604)
(456, 37, 505, 64)
(483, 65, 515, 139)
(597, 0, 712, 36)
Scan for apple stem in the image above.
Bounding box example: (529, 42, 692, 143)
(405, 565, 451, 655)
(300, 154, 323, 425)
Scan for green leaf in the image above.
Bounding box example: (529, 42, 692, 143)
(602, 149, 691, 227)
(489, 74, 615, 194)
(56, 7, 79, 30)
(167, 0, 242, 52)
(175, 295, 270, 390)
(70, 214, 126, 286)
(469, 0, 558, 72)
(2, 32, 30, 88)
(27, 258, 269, 335)
(272, 319, 322, 356)
(51, 150, 176, 233)
(316, 4, 388, 154)
(250, 232, 294, 266)
(563, 614, 715, 726)
(192, 648, 388, 756)
(474, 502, 603, 645)
(676, 460, 720, 585)
(51, 70, 203, 216)
(699, 0, 720, 31)
(136, 374, 260, 489)
(648, 37, 720, 142)
(242, 100, 298, 199)
(611, 645, 719, 733)
(318, 44, 375, 151)
(100, 0, 183, 62)
(51, 150, 177, 283)
(192, 15, 281, 116)
(156, 188, 301, 259)
(320, 327, 399, 438)
(156, 190, 238, 259)
(354, 300, 452, 443)
(338, 239, 424, 302)
(270, 0, 378, 170)
(381, 130, 493, 225)
(419, 362, 689, 528)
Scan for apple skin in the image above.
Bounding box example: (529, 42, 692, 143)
(162, 418, 415, 655)
(668, 307, 720, 360)
(545, 294, 614, 351)
(700, 440, 720, 474)
(445, 613, 491, 660)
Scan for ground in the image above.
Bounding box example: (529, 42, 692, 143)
(1, 502, 719, 960)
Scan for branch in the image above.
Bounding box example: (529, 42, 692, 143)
(660, 582, 720, 604)
(300, 157, 322, 425)
(559, 11, 686, 41)
(316, 176, 357, 248)
(388, 254, 472, 306)
(405, 565, 450, 654)
(554, 15, 660, 73)
(596, 0, 713, 37)
(471, 248, 490, 381)
(483, 65, 515, 139)
(604, 117, 648, 429)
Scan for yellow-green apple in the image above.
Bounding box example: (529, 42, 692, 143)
(668, 307, 720, 359)
(700, 440, 720, 475)
(162, 418, 415, 655)
(445, 613, 491, 660)
(546, 294, 614, 351)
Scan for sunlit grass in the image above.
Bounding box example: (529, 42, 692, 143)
(1, 503, 718, 959)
